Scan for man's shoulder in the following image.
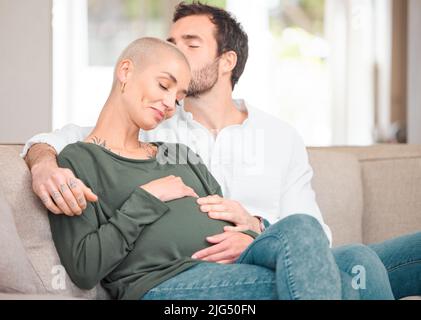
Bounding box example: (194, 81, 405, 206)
(55, 123, 93, 136)
(247, 105, 301, 140)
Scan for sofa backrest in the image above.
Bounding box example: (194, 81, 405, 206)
(312, 145, 421, 245)
(0, 145, 108, 299)
(0, 192, 44, 294)
(308, 150, 363, 247)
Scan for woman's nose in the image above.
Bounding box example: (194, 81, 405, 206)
(164, 93, 177, 109)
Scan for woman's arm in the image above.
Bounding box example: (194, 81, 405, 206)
(49, 186, 169, 290)
(48, 155, 169, 290)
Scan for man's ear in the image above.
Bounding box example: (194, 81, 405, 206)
(116, 59, 133, 83)
(220, 51, 237, 74)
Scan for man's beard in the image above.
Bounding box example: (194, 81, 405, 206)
(187, 59, 219, 98)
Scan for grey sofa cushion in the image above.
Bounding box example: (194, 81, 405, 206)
(317, 145, 421, 244)
(0, 194, 43, 293)
(308, 150, 363, 247)
(0, 145, 109, 299)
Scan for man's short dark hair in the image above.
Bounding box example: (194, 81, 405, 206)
(173, 1, 248, 90)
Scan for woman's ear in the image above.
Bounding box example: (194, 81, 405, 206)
(220, 51, 238, 74)
(116, 59, 133, 84)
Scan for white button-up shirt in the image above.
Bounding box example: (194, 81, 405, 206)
(22, 100, 332, 244)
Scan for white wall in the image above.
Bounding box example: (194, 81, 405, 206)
(0, 0, 52, 144)
(407, 0, 421, 144)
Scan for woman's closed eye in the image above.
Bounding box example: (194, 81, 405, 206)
(159, 83, 168, 91)
(159, 83, 181, 106)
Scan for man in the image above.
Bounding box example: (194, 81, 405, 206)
(23, 2, 420, 299)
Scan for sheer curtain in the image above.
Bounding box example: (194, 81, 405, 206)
(227, 0, 332, 146)
(325, 0, 395, 146)
(325, 0, 378, 145)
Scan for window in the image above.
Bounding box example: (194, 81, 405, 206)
(228, 0, 331, 146)
(53, 0, 384, 146)
(87, 0, 171, 66)
(52, 0, 176, 129)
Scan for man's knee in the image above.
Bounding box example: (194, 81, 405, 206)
(267, 213, 327, 245)
(334, 244, 387, 274)
(275, 213, 322, 232)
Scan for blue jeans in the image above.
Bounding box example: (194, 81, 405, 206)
(142, 214, 399, 300)
(368, 232, 421, 299)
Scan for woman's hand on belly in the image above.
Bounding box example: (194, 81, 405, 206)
(140, 175, 198, 202)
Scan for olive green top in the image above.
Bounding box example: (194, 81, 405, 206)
(48, 141, 258, 300)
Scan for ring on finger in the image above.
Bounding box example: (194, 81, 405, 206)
(40, 196, 50, 204)
(69, 179, 78, 189)
(60, 183, 68, 193)
(52, 190, 62, 201)
(77, 196, 86, 206)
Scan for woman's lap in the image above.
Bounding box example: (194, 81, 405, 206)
(141, 215, 399, 300)
(141, 261, 364, 300)
(141, 262, 277, 300)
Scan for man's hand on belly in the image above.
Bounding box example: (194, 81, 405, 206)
(197, 195, 261, 234)
(191, 231, 253, 264)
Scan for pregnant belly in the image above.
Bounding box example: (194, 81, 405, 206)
(135, 197, 233, 259)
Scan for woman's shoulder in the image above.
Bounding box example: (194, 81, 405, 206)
(59, 141, 98, 159)
(58, 142, 106, 170)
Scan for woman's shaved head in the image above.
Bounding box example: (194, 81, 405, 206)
(113, 37, 190, 87)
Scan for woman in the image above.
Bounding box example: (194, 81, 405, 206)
(49, 37, 394, 300)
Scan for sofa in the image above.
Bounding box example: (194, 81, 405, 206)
(0, 143, 420, 300)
